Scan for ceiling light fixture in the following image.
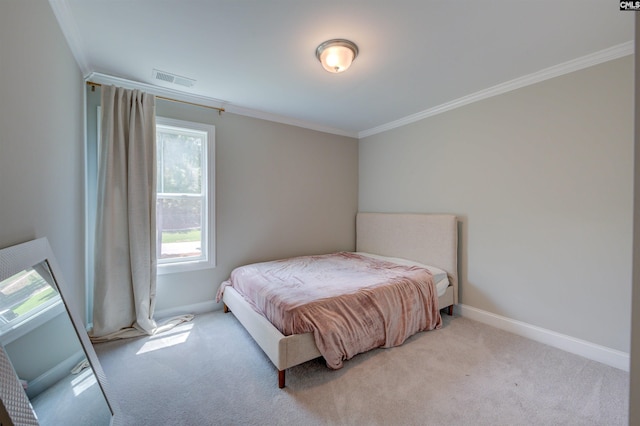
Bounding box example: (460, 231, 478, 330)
(315, 39, 359, 74)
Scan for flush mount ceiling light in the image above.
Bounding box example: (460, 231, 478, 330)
(315, 39, 359, 74)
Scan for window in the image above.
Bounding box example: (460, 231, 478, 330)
(156, 117, 215, 274)
(0, 262, 63, 342)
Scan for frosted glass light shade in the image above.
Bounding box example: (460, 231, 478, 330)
(316, 39, 359, 74)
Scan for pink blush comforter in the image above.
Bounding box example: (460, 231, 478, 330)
(216, 252, 441, 369)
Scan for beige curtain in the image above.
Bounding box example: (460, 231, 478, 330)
(90, 86, 193, 342)
(91, 86, 157, 339)
(91, 85, 190, 342)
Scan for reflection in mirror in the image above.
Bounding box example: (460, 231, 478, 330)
(0, 263, 59, 329)
(0, 238, 118, 425)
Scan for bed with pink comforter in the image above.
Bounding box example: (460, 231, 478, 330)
(216, 252, 441, 369)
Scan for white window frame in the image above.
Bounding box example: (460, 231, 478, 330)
(0, 264, 65, 346)
(155, 117, 216, 275)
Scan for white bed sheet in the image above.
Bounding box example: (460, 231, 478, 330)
(355, 252, 450, 297)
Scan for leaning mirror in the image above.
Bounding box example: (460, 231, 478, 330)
(0, 238, 120, 425)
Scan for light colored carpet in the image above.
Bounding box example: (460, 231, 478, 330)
(30, 368, 112, 426)
(94, 311, 628, 425)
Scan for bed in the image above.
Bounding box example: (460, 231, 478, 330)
(218, 212, 458, 388)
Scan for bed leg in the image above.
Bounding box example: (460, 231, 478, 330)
(223, 303, 229, 313)
(278, 370, 285, 388)
(447, 305, 453, 316)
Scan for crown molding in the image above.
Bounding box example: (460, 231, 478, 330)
(86, 72, 229, 110)
(85, 73, 358, 138)
(49, 0, 91, 75)
(62, 0, 631, 143)
(86, 37, 633, 141)
(358, 41, 634, 139)
(223, 105, 358, 138)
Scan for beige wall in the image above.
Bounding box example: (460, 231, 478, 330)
(360, 56, 634, 353)
(0, 0, 85, 312)
(0, 0, 87, 396)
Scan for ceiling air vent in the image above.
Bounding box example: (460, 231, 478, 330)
(152, 69, 196, 88)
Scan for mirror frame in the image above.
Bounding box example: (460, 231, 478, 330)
(0, 237, 121, 425)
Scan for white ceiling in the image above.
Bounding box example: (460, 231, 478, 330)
(51, 0, 634, 138)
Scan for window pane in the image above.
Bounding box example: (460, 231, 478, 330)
(157, 197, 203, 261)
(154, 117, 214, 274)
(157, 129, 203, 194)
(0, 267, 59, 327)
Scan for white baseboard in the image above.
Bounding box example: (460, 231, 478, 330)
(456, 304, 630, 372)
(26, 350, 85, 399)
(154, 301, 630, 371)
(154, 300, 218, 320)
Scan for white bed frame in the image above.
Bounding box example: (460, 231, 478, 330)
(222, 212, 459, 388)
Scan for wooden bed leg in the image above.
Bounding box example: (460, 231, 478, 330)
(223, 303, 229, 313)
(447, 305, 453, 316)
(278, 370, 285, 388)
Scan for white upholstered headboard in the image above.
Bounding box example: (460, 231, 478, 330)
(356, 212, 458, 303)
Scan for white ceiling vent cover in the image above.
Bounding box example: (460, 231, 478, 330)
(152, 69, 196, 88)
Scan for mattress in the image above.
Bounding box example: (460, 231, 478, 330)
(356, 252, 450, 297)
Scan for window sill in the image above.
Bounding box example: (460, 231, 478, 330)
(0, 300, 65, 346)
(157, 259, 215, 275)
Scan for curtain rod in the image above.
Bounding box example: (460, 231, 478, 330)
(85, 81, 225, 114)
